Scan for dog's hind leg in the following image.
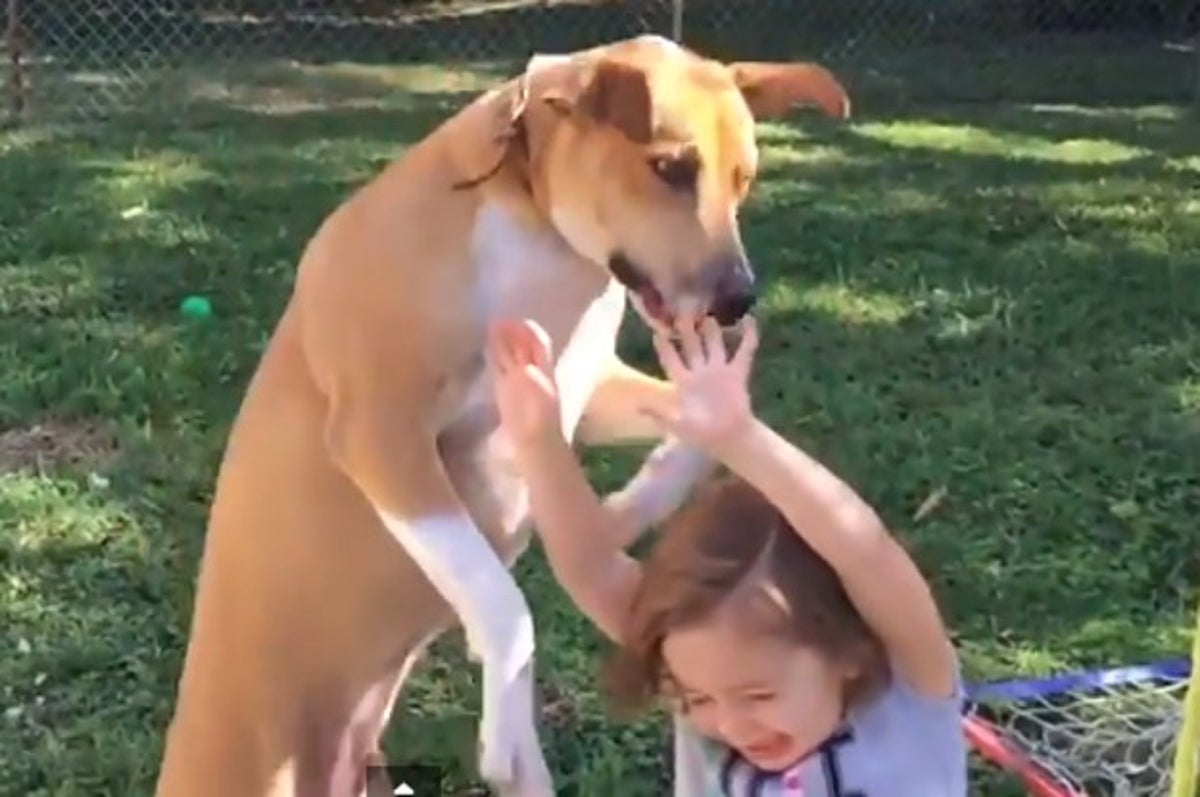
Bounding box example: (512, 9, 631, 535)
(334, 632, 441, 797)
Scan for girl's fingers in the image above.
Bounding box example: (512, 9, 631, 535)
(731, 315, 760, 373)
(521, 363, 557, 398)
(652, 332, 688, 382)
(700, 316, 727, 363)
(505, 320, 535, 364)
(677, 318, 706, 367)
(489, 318, 550, 374)
(646, 315, 674, 340)
(520, 318, 554, 372)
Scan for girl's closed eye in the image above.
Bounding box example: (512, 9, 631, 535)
(743, 691, 778, 703)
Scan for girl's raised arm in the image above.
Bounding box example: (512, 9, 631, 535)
(717, 418, 957, 699)
(651, 319, 957, 699)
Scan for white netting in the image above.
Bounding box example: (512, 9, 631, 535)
(966, 664, 1193, 797)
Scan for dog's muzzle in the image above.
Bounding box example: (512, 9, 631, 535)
(608, 251, 757, 327)
(708, 257, 757, 326)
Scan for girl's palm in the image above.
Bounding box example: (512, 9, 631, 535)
(488, 319, 561, 444)
(650, 316, 759, 448)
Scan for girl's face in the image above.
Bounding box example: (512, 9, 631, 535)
(661, 611, 857, 772)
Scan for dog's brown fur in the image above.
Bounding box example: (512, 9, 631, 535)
(154, 35, 850, 797)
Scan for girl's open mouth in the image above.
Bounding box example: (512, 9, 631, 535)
(741, 732, 794, 762)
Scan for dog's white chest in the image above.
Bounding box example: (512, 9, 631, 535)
(440, 201, 626, 553)
(465, 201, 626, 438)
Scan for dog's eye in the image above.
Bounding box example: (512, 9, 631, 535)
(648, 154, 699, 191)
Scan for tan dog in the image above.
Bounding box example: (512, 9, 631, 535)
(153, 34, 850, 797)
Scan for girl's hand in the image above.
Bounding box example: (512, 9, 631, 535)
(487, 318, 562, 448)
(646, 315, 760, 452)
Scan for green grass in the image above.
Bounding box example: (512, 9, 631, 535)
(2, 49, 1199, 797)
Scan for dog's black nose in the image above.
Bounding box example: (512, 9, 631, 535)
(708, 260, 757, 326)
(710, 290, 757, 327)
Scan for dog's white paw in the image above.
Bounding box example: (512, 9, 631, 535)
(478, 661, 554, 797)
(606, 438, 714, 530)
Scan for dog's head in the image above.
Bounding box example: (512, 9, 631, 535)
(513, 35, 851, 329)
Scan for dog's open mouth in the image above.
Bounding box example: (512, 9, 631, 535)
(608, 253, 673, 327)
(631, 284, 670, 326)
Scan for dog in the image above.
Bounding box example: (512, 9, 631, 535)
(153, 34, 851, 797)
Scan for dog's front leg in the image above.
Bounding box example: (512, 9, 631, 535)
(578, 356, 716, 541)
(324, 395, 553, 797)
(606, 438, 715, 539)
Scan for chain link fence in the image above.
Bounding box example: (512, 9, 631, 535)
(3, 0, 1199, 127)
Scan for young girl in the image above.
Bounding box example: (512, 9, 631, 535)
(487, 315, 968, 796)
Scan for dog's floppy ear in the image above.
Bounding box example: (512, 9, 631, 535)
(542, 57, 654, 144)
(727, 62, 851, 121)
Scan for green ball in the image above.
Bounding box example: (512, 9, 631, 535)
(180, 295, 212, 319)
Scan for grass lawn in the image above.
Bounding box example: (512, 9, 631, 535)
(2, 45, 1199, 797)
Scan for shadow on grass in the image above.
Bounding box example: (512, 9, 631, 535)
(7, 48, 509, 139)
(1, 77, 1198, 794)
(0, 446, 209, 793)
(0, 89, 476, 425)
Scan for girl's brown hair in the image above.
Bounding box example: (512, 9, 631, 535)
(603, 472, 889, 715)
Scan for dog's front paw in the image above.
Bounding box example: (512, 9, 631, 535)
(606, 437, 714, 531)
(478, 661, 554, 797)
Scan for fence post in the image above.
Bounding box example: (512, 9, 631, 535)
(4, 0, 21, 127)
(671, 0, 684, 41)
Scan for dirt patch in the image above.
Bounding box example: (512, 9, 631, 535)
(0, 420, 120, 475)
